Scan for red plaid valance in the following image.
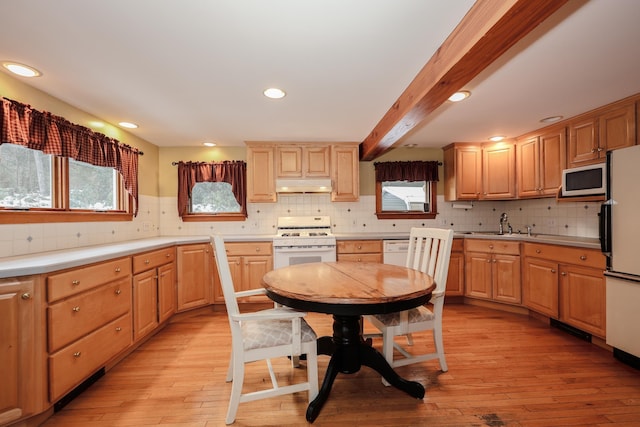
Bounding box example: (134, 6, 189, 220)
(1, 97, 140, 215)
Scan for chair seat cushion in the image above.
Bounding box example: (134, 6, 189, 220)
(241, 318, 317, 351)
(373, 305, 434, 326)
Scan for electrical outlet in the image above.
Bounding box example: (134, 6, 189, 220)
(440, 218, 447, 225)
(143, 222, 151, 232)
(545, 218, 556, 227)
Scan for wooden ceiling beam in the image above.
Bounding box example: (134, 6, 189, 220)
(359, 0, 570, 161)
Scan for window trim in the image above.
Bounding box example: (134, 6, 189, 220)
(375, 181, 438, 220)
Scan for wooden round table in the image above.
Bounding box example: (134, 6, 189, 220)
(262, 261, 435, 423)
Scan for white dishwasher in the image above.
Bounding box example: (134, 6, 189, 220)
(383, 240, 410, 266)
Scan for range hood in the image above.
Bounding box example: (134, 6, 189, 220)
(275, 178, 333, 194)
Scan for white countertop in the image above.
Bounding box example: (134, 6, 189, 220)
(0, 232, 600, 279)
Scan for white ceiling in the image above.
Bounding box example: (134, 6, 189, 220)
(1, 0, 640, 153)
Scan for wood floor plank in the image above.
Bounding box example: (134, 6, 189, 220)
(41, 304, 640, 426)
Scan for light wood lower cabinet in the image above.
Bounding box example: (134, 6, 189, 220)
(177, 243, 213, 311)
(337, 239, 382, 263)
(46, 259, 133, 402)
(445, 239, 465, 296)
(464, 239, 521, 305)
(217, 242, 273, 303)
(132, 247, 176, 341)
(523, 243, 606, 337)
(0, 276, 47, 427)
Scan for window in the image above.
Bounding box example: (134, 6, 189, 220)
(177, 161, 247, 221)
(190, 182, 241, 214)
(374, 160, 439, 220)
(0, 144, 132, 222)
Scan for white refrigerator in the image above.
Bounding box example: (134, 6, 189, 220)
(600, 144, 640, 363)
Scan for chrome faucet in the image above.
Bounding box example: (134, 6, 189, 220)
(525, 225, 532, 237)
(498, 212, 508, 235)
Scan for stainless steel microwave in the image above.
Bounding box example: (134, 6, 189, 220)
(561, 163, 606, 197)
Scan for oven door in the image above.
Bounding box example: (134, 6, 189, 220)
(273, 245, 336, 270)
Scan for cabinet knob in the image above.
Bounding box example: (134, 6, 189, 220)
(21, 292, 31, 300)
(357, 258, 362, 262)
(255, 247, 261, 252)
(115, 327, 122, 332)
(72, 306, 80, 312)
(144, 259, 150, 264)
(579, 255, 587, 261)
(166, 253, 171, 258)
(492, 259, 497, 263)
(73, 352, 81, 358)
(489, 244, 494, 249)
(115, 289, 122, 295)
(487, 259, 492, 263)
(591, 148, 596, 153)
(597, 147, 603, 152)
(551, 269, 556, 273)
(115, 267, 121, 273)
(561, 271, 567, 276)
(357, 245, 362, 249)
(536, 249, 541, 254)
(72, 280, 80, 286)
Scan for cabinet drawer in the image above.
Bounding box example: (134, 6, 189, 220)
(337, 253, 383, 263)
(225, 242, 272, 256)
(337, 240, 382, 254)
(523, 243, 605, 269)
(49, 312, 132, 402)
(47, 258, 131, 302)
(132, 247, 175, 274)
(464, 239, 520, 255)
(47, 277, 131, 353)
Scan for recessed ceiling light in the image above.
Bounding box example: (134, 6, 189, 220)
(448, 90, 470, 102)
(540, 115, 564, 123)
(2, 61, 41, 77)
(263, 87, 286, 99)
(404, 143, 417, 148)
(118, 121, 138, 129)
(489, 135, 506, 142)
(203, 142, 216, 147)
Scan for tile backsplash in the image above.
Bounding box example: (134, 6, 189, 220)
(0, 194, 600, 258)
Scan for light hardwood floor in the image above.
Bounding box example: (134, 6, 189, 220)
(42, 304, 640, 427)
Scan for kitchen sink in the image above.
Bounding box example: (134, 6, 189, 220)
(461, 231, 521, 237)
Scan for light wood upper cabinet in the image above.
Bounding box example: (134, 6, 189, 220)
(331, 143, 360, 202)
(0, 276, 47, 426)
(443, 143, 482, 201)
(517, 126, 566, 198)
(568, 102, 636, 167)
(482, 142, 516, 199)
(246, 144, 276, 202)
(443, 142, 515, 201)
(276, 144, 330, 178)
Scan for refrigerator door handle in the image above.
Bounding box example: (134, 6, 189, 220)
(600, 202, 611, 256)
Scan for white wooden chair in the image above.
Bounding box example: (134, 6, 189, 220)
(366, 228, 454, 382)
(210, 235, 319, 424)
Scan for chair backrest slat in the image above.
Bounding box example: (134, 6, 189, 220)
(211, 235, 240, 318)
(405, 228, 454, 294)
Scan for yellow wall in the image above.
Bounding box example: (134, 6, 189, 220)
(0, 72, 159, 196)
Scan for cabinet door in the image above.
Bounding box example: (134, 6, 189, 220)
(568, 117, 599, 167)
(331, 144, 359, 202)
(305, 145, 331, 177)
(523, 258, 559, 318)
(247, 145, 276, 202)
(492, 254, 521, 304)
(277, 145, 303, 177)
(483, 143, 516, 199)
(464, 252, 492, 299)
(516, 136, 540, 198)
(599, 103, 635, 153)
(445, 251, 465, 296)
(0, 277, 46, 426)
(539, 127, 567, 195)
(560, 264, 606, 338)
(242, 255, 272, 302)
(455, 146, 482, 200)
(157, 263, 176, 323)
(177, 244, 212, 311)
(132, 269, 158, 341)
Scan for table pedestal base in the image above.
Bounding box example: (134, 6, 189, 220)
(306, 314, 425, 422)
